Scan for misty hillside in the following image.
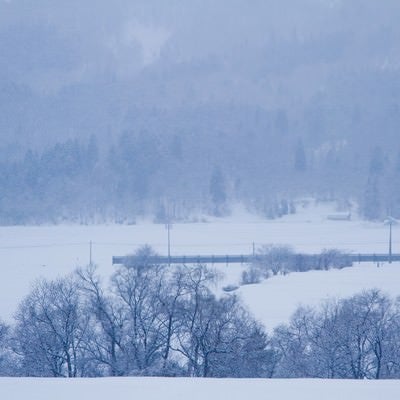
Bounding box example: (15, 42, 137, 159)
(1, 0, 400, 224)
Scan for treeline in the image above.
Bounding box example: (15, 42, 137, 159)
(0, 118, 305, 225)
(0, 248, 399, 379)
(0, 248, 274, 378)
(1, 127, 400, 225)
(2, 1, 400, 224)
(273, 290, 400, 379)
(242, 246, 351, 284)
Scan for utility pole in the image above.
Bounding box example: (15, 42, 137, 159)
(389, 220, 392, 264)
(167, 221, 171, 266)
(386, 216, 395, 264)
(89, 240, 93, 266)
(165, 206, 172, 267)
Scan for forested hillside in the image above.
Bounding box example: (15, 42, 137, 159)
(1, 0, 400, 224)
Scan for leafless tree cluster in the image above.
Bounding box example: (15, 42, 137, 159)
(241, 246, 351, 285)
(273, 290, 400, 379)
(0, 247, 398, 379)
(0, 248, 274, 378)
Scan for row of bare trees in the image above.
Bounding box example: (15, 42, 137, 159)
(0, 248, 274, 378)
(0, 248, 399, 379)
(242, 246, 352, 285)
(273, 290, 400, 379)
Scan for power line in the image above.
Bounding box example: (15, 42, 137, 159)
(0, 239, 393, 250)
(0, 243, 88, 249)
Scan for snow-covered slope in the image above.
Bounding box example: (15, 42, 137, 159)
(238, 262, 400, 330)
(0, 377, 398, 400)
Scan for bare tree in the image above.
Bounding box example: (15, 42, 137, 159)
(318, 249, 351, 270)
(273, 306, 317, 378)
(336, 290, 394, 379)
(0, 321, 16, 376)
(77, 265, 126, 376)
(170, 264, 274, 377)
(254, 244, 295, 276)
(155, 266, 188, 374)
(272, 290, 400, 379)
(13, 276, 89, 377)
(111, 248, 168, 374)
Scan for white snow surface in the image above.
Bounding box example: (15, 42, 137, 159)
(238, 262, 400, 331)
(0, 201, 399, 325)
(2, 202, 400, 399)
(0, 377, 399, 400)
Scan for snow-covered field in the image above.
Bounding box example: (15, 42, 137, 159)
(1, 202, 400, 398)
(0, 377, 399, 400)
(0, 202, 398, 323)
(239, 262, 400, 330)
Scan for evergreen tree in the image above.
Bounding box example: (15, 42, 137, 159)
(363, 174, 381, 220)
(369, 145, 385, 175)
(294, 138, 307, 172)
(209, 167, 227, 216)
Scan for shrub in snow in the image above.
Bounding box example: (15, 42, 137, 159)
(223, 284, 239, 292)
(238, 246, 355, 292)
(317, 249, 352, 270)
(254, 244, 295, 276)
(241, 266, 263, 285)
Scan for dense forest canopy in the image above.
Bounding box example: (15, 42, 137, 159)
(0, 0, 400, 223)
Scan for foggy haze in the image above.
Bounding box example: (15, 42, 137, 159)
(0, 0, 400, 223)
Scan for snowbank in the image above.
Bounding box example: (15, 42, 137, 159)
(0, 377, 399, 400)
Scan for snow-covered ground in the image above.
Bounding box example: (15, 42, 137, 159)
(2, 202, 400, 399)
(239, 262, 400, 330)
(0, 201, 398, 322)
(0, 377, 398, 400)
